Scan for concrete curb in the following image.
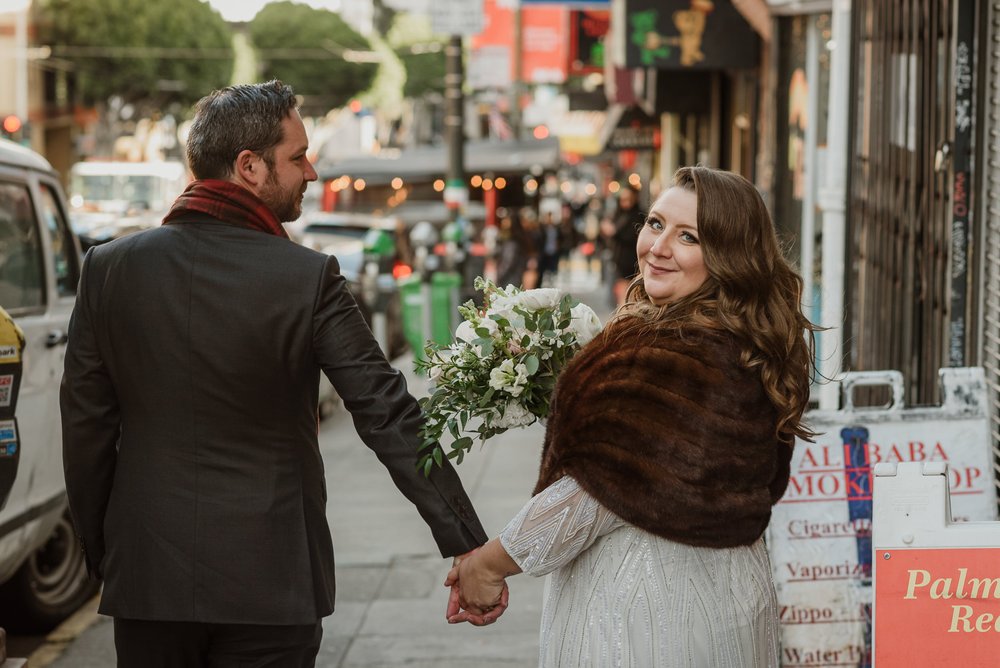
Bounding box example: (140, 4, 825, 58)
(26, 594, 102, 667)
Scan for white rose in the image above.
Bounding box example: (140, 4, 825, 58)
(567, 303, 603, 346)
(454, 320, 477, 344)
(485, 299, 524, 329)
(454, 318, 499, 356)
(512, 288, 562, 311)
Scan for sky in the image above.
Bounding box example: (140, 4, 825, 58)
(207, 0, 430, 21)
(206, 0, 342, 22)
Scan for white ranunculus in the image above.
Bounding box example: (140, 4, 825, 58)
(493, 401, 535, 429)
(567, 303, 603, 346)
(488, 358, 529, 397)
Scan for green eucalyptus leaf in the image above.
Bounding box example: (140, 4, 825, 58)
(524, 355, 539, 375)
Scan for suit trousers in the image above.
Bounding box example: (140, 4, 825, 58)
(113, 617, 323, 668)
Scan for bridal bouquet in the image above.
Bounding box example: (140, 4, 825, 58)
(415, 277, 603, 475)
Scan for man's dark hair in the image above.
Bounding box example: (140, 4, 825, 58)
(185, 80, 298, 180)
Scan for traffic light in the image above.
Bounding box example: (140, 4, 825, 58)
(2, 115, 22, 138)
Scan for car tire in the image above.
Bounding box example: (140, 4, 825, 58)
(0, 510, 100, 633)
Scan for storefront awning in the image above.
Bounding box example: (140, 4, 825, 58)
(317, 137, 562, 185)
(553, 109, 611, 156)
(734, 0, 772, 42)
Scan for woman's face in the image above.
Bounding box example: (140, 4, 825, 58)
(637, 187, 708, 305)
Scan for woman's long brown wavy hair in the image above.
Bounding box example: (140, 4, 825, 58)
(616, 166, 820, 443)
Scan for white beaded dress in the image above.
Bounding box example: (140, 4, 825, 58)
(499, 475, 780, 668)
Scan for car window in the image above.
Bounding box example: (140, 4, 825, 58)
(0, 180, 44, 311)
(303, 225, 369, 239)
(38, 182, 79, 297)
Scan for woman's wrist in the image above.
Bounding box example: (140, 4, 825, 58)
(480, 537, 521, 581)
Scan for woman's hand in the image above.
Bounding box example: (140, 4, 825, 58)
(444, 538, 521, 625)
(447, 552, 505, 615)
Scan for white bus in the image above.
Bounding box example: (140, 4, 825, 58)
(68, 160, 189, 242)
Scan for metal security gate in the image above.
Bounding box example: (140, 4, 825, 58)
(847, 0, 956, 406)
(981, 0, 1000, 502)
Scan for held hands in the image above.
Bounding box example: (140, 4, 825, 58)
(445, 545, 510, 626)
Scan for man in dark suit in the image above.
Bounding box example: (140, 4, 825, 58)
(60, 80, 501, 667)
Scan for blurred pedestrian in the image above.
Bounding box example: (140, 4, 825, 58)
(536, 210, 563, 288)
(601, 186, 645, 305)
(61, 80, 500, 668)
(495, 210, 531, 289)
(520, 208, 541, 289)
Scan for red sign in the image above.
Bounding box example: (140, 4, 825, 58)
(471, 0, 569, 84)
(875, 547, 1000, 664)
(521, 7, 570, 84)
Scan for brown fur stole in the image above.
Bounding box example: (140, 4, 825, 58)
(534, 321, 793, 548)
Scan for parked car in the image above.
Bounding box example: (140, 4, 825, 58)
(0, 139, 99, 631)
(289, 211, 411, 417)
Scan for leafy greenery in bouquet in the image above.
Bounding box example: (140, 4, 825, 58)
(414, 277, 602, 475)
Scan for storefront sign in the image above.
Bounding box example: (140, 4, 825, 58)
(621, 0, 758, 70)
(471, 0, 570, 85)
(570, 9, 609, 73)
(872, 460, 1000, 665)
(606, 125, 658, 150)
(768, 368, 995, 666)
(875, 547, 1000, 664)
(521, 6, 571, 84)
(430, 0, 484, 36)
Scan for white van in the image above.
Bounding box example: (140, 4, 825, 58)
(67, 159, 188, 243)
(0, 139, 98, 631)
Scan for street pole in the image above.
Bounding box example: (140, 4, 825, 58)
(817, 0, 850, 410)
(510, 3, 522, 139)
(444, 34, 466, 225)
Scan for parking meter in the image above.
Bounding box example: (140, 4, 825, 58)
(0, 307, 24, 510)
(362, 228, 397, 355)
(409, 221, 439, 279)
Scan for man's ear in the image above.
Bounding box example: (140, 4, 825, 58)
(234, 149, 263, 188)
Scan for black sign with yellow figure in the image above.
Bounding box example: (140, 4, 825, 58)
(623, 0, 758, 70)
(0, 306, 24, 509)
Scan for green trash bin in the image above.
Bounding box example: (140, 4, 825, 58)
(397, 275, 428, 362)
(430, 272, 462, 346)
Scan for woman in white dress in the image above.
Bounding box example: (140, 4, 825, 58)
(446, 166, 820, 667)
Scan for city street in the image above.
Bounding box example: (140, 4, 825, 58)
(17, 270, 612, 668)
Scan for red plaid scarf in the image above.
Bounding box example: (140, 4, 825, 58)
(163, 179, 289, 239)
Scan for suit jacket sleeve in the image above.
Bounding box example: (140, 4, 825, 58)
(60, 247, 120, 579)
(312, 255, 488, 556)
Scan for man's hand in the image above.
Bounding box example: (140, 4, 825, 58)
(445, 574, 508, 626)
(445, 547, 509, 626)
(444, 539, 520, 626)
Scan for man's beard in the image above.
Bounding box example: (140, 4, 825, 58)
(260, 171, 301, 223)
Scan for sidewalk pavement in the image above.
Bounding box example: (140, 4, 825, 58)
(40, 273, 614, 668)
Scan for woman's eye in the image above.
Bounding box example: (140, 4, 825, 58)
(680, 231, 699, 243)
(645, 218, 663, 231)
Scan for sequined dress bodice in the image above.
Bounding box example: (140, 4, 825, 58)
(499, 476, 780, 667)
